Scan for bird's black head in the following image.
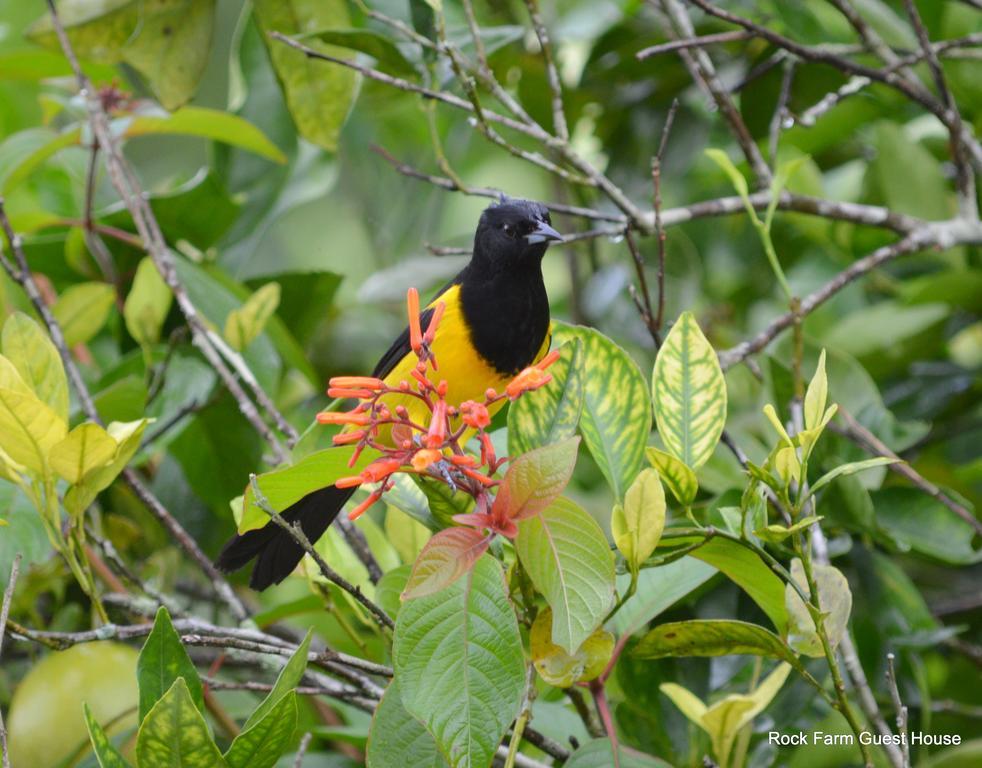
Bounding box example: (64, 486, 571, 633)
(471, 197, 563, 273)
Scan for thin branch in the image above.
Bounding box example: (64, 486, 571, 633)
(885, 654, 912, 767)
(524, 0, 569, 141)
(637, 30, 752, 59)
(293, 733, 313, 768)
(768, 59, 796, 167)
(0, 556, 21, 768)
(831, 408, 982, 536)
(249, 475, 394, 631)
(652, 99, 678, 340)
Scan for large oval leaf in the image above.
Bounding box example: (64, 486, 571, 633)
(2, 312, 69, 422)
(566, 738, 672, 768)
(514, 497, 616, 654)
(137, 607, 203, 722)
(652, 312, 726, 471)
(507, 339, 584, 456)
(393, 555, 525, 768)
(224, 691, 298, 768)
(553, 323, 650, 500)
(367, 680, 450, 768)
(611, 468, 665, 574)
(254, 0, 359, 152)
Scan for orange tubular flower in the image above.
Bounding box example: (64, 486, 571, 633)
(317, 411, 372, 426)
(361, 458, 404, 483)
(450, 454, 478, 468)
(348, 489, 383, 521)
(407, 287, 422, 353)
(460, 400, 491, 430)
(505, 367, 553, 400)
(411, 448, 443, 472)
(423, 301, 445, 344)
(332, 430, 366, 446)
(327, 387, 376, 399)
(335, 475, 364, 489)
(329, 376, 385, 391)
(425, 400, 448, 448)
(537, 349, 562, 370)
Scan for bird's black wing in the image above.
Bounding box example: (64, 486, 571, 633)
(371, 274, 462, 379)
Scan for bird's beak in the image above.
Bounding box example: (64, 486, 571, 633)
(525, 220, 564, 244)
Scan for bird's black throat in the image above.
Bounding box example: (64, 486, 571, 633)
(458, 257, 550, 376)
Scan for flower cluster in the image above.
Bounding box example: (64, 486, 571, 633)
(317, 288, 560, 521)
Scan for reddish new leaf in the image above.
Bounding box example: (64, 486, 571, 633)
(492, 436, 580, 521)
(401, 528, 490, 600)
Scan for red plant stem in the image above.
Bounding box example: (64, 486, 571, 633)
(589, 679, 621, 768)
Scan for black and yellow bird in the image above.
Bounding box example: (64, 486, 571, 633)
(217, 198, 563, 590)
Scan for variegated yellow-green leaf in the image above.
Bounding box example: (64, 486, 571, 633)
(224, 282, 281, 351)
(253, 0, 359, 152)
(2, 312, 69, 422)
(135, 678, 227, 767)
(0, 387, 67, 475)
(531, 607, 613, 688)
(612, 468, 665, 574)
(553, 323, 650, 500)
(785, 558, 852, 657)
(508, 339, 584, 456)
(807, 456, 898, 498)
(652, 312, 726, 471)
(52, 282, 116, 347)
(804, 350, 828, 432)
(49, 423, 117, 485)
(646, 447, 698, 506)
(124, 257, 172, 347)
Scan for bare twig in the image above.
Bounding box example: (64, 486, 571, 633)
(885, 654, 912, 767)
(652, 99, 678, 341)
(768, 60, 796, 167)
(293, 732, 313, 768)
(249, 476, 393, 630)
(524, 0, 569, 140)
(637, 30, 752, 59)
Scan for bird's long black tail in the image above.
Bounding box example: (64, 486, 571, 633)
(216, 485, 355, 590)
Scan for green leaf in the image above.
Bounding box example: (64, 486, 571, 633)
(871, 121, 953, 219)
(124, 257, 173, 347)
(634, 619, 805, 674)
(414, 475, 474, 528)
(65, 419, 151, 514)
(238, 447, 380, 534)
(83, 702, 132, 768)
(785, 558, 852, 657)
(121, 107, 287, 162)
(652, 312, 727, 471)
(491, 436, 579, 521)
(553, 323, 650, 499)
(1, 127, 82, 194)
(224, 282, 281, 351)
(376, 563, 412, 618)
(52, 282, 116, 347)
(514, 497, 616, 653)
(393, 555, 525, 768)
(27, 0, 136, 64)
(49, 422, 117, 485)
(301, 28, 418, 76)
(224, 691, 297, 768)
(645, 447, 698, 506)
(401, 527, 490, 600)
(367, 680, 449, 768)
(754, 515, 823, 543)
(565, 738, 672, 768)
(137, 606, 203, 722)
(135, 678, 227, 768)
(507, 339, 584, 456)
(0, 388, 67, 475)
(612, 468, 665, 573)
(873, 487, 980, 565)
(804, 350, 828, 432)
(243, 628, 312, 730)
(679, 537, 789, 635)
(253, 0, 359, 152)
(825, 301, 948, 358)
(808, 457, 899, 497)
(2, 311, 69, 422)
(531, 607, 613, 688)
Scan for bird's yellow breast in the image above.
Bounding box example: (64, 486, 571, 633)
(376, 283, 550, 443)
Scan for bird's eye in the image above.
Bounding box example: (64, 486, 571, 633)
(502, 224, 517, 238)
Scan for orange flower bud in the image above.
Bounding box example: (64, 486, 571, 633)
(327, 387, 376, 399)
(317, 411, 372, 426)
(460, 400, 491, 429)
(423, 301, 445, 344)
(336, 475, 364, 489)
(329, 376, 385, 391)
(411, 448, 443, 472)
(450, 454, 478, 467)
(463, 468, 497, 486)
(332, 430, 366, 446)
(537, 349, 562, 370)
(485, 388, 498, 400)
(361, 458, 404, 483)
(425, 400, 448, 448)
(348, 490, 383, 521)
(436, 380, 448, 397)
(505, 367, 553, 400)
(407, 287, 422, 353)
